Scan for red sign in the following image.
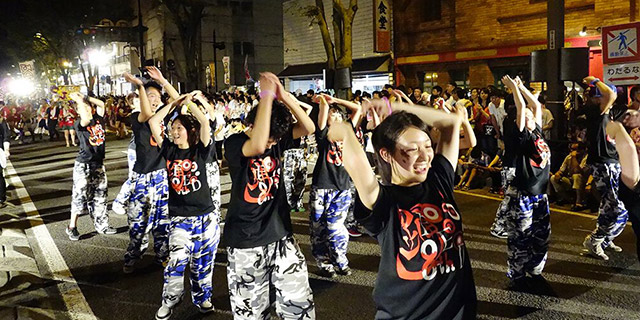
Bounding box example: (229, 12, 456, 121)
(374, 0, 391, 53)
(602, 22, 640, 64)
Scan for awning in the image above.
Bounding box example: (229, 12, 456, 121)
(279, 55, 391, 78)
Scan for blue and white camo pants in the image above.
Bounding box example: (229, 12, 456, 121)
(492, 167, 516, 233)
(70, 161, 109, 232)
(113, 148, 136, 212)
(590, 162, 629, 248)
(309, 187, 352, 271)
(124, 168, 170, 267)
(505, 191, 551, 279)
(162, 212, 220, 307)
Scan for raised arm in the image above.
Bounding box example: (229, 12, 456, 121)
(242, 73, 276, 157)
(149, 96, 185, 148)
(516, 78, 542, 126)
(328, 121, 380, 210)
(584, 76, 617, 114)
(269, 75, 315, 139)
(69, 92, 93, 127)
(372, 100, 462, 167)
(458, 102, 477, 150)
(503, 76, 526, 132)
(322, 93, 363, 127)
(124, 73, 152, 122)
(607, 121, 639, 189)
(87, 96, 105, 117)
(147, 66, 180, 101)
(317, 95, 330, 131)
(191, 91, 212, 146)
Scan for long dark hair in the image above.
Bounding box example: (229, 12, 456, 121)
(372, 111, 431, 185)
(173, 114, 200, 147)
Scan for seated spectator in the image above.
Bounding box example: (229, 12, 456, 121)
(550, 143, 589, 211)
(456, 147, 493, 191)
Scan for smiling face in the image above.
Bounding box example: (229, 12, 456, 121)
(171, 119, 189, 147)
(381, 127, 434, 186)
(328, 107, 344, 126)
(146, 87, 162, 111)
(470, 89, 478, 100)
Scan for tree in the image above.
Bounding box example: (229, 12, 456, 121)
(159, 0, 212, 91)
(303, 0, 357, 96)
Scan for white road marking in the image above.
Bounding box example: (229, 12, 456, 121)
(5, 160, 96, 319)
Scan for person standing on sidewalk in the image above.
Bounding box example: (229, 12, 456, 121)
(66, 93, 117, 240)
(582, 76, 627, 260)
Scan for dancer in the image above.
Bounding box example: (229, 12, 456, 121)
(283, 95, 312, 213)
(330, 96, 477, 319)
(0, 114, 9, 208)
(501, 75, 551, 286)
(121, 73, 171, 273)
(149, 93, 220, 319)
(224, 72, 316, 319)
(582, 76, 627, 260)
(66, 93, 116, 240)
(112, 92, 141, 215)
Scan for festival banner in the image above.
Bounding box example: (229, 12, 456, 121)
(374, 0, 391, 53)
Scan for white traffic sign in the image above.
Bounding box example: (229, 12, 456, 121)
(604, 62, 640, 86)
(603, 22, 640, 65)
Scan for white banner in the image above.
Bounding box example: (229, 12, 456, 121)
(19, 60, 36, 79)
(222, 56, 230, 85)
(604, 62, 640, 86)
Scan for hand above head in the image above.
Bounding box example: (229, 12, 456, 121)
(259, 73, 277, 95)
(501, 75, 517, 90)
(69, 92, 84, 102)
(583, 76, 597, 84)
(146, 66, 166, 83)
(123, 72, 144, 86)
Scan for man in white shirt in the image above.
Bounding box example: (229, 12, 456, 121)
(488, 91, 507, 139)
(539, 95, 554, 140)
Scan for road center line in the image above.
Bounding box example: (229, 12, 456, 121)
(5, 160, 96, 320)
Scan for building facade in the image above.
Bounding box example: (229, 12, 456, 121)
(393, 0, 639, 90)
(282, 0, 393, 93)
(137, 0, 284, 92)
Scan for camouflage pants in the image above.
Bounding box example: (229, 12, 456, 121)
(226, 236, 315, 320)
(70, 161, 109, 233)
(505, 192, 551, 279)
(283, 148, 307, 210)
(590, 163, 628, 248)
(162, 212, 220, 307)
(491, 167, 516, 233)
(309, 188, 352, 271)
(124, 169, 170, 267)
(205, 161, 222, 224)
(113, 148, 136, 212)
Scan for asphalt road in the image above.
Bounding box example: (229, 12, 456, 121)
(1, 136, 640, 320)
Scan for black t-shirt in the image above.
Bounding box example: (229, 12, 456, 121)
(224, 131, 294, 248)
(75, 114, 106, 164)
(585, 106, 618, 164)
(355, 155, 477, 320)
(312, 127, 351, 190)
(513, 125, 551, 195)
(160, 141, 214, 217)
(131, 112, 165, 174)
(502, 116, 518, 168)
(208, 119, 218, 161)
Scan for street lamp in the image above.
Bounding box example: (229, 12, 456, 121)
(88, 49, 109, 66)
(62, 61, 72, 68)
(8, 78, 35, 96)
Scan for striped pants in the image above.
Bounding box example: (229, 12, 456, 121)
(70, 161, 109, 232)
(309, 187, 352, 271)
(590, 162, 628, 248)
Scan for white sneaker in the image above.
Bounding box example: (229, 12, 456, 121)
(606, 241, 623, 253)
(155, 304, 172, 320)
(198, 300, 215, 313)
(112, 203, 126, 215)
(583, 235, 609, 260)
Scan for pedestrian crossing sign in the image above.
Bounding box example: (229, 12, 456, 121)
(603, 22, 640, 64)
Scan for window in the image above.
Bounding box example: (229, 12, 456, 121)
(423, 0, 442, 22)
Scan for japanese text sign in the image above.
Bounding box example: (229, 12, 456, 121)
(374, 0, 390, 53)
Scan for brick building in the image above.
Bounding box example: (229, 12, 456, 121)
(393, 0, 639, 90)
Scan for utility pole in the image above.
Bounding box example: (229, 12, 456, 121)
(547, 0, 565, 141)
(137, 0, 145, 69)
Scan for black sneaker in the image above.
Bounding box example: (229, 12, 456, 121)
(348, 228, 363, 238)
(66, 227, 80, 241)
(336, 267, 352, 276)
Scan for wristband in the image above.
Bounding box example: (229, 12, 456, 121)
(259, 90, 277, 100)
(382, 97, 392, 115)
(590, 78, 600, 86)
